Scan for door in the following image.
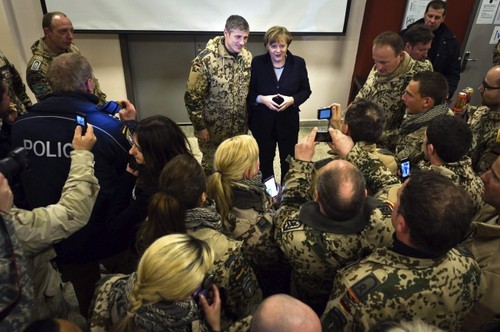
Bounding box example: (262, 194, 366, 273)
(456, 0, 500, 105)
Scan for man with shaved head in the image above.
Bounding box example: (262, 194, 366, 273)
(274, 127, 400, 315)
(250, 294, 321, 332)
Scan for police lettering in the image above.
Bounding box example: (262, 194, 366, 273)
(23, 139, 72, 158)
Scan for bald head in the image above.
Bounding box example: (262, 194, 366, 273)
(316, 160, 367, 220)
(250, 294, 321, 332)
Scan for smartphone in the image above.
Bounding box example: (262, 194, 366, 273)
(264, 175, 279, 198)
(317, 107, 332, 120)
(272, 96, 284, 105)
(75, 113, 87, 135)
(193, 274, 214, 304)
(315, 130, 332, 142)
(400, 158, 411, 180)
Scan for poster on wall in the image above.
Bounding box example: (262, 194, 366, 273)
(401, 0, 432, 29)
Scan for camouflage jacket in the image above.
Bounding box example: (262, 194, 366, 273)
(26, 38, 107, 105)
(467, 105, 500, 174)
(11, 150, 99, 319)
(462, 221, 500, 331)
(395, 103, 453, 165)
(184, 36, 252, 144)
(356, 52, 432, 144)
(0, 214, 34, 331)
(188, 227, 261, 330)
(274, 146, 398, 313)
(416, 157, 484, 216)
(224, 185, 284, 269)
(0, 51, 32, 114)
(321, 246, 483, 331)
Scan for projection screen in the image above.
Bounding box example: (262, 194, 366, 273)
(41, 0, 351, 34)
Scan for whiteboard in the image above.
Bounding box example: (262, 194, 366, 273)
(42, 0, 351, 34)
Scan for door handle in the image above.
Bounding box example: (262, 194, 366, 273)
(461, 51, 478, 72)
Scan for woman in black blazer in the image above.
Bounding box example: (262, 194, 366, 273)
(248, 26, 311, 184)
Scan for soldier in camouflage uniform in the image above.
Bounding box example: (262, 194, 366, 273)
(184, 15, 252, 174)
(462, 156, 500, 330)
(0, 180, 34, 330)
(417, 115, 484, 215)
(0, 50, 32, 115)
(395, 71, 452, 165)
(467, 65, 500, 174)
(321, 160, 483, 330)
(26, 12, 107, 105)
(274, 127, 398, 315)
(207, 135, 289, 296)
(350, 31, 432, 150)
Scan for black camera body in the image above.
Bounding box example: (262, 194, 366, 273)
(317, 107, 332, 120)
(0, 147, 29, 179)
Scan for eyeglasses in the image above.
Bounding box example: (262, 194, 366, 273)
(482, 80, 500, 90)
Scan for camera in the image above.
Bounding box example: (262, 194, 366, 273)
(193, 274, 215, 304)
(399, 158, 411, 180)
(315, 130, 332, 142)
(0, 147, 29, 179)
(317, 107, 332, 120)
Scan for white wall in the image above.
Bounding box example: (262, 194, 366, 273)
(0, 0, 366, 121)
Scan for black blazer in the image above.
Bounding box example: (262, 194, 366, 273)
(248, 51, 311, 139)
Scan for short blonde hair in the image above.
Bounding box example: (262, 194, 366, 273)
(207, 135, 259, 219)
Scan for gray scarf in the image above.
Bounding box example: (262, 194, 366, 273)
(185, 200, 223, 231)
(399, 102, 450, 136)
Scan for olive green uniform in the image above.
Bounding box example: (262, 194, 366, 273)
(26, 38, 106, 105)
(467, 105, 500, 174)
(184, 36, 252, 173)
(274, 145, 399, 314)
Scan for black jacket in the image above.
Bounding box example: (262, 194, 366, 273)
(247, 51, 311, 139)
(11, 92, 131, 263)
(401, 19, 461, 97)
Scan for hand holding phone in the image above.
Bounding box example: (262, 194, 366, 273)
(75, 113, 87, 135)
(400, 158, 411, 180)
(264, 176, 279, 198)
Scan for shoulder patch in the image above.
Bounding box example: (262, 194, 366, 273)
(282, 218, 303, 232)
(30, 60, 42, 71)
(197, 48, 211, 59)
(350, 274, 381, 302)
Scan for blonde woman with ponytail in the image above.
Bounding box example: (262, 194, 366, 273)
(89, 234, 221, 332)
(137, 154, 262, 330)
(206, 135, 290, 297)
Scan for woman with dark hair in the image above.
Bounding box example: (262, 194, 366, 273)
(88, 115, 192, 269)
(137, 154, 262, 330)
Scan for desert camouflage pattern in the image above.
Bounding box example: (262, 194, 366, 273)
(467, 105, 500, 174)
(0, 214, 34, 331)
(26, 38, 107, 105)
(416, 157, 485, 215)
(355, 53, 432, 148)
(395, 106, 453, 165)
(462, 221, 500, 331)
(224, 189, 284, 269)
(184, 36, 252, 173)
(0, 51, 32, 114)
(275, 146, 398, 313)
(189, 227, 261, 330)
(321, 247, 483, 331)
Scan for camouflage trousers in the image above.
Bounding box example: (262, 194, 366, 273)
(199, 140, 219, 176)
